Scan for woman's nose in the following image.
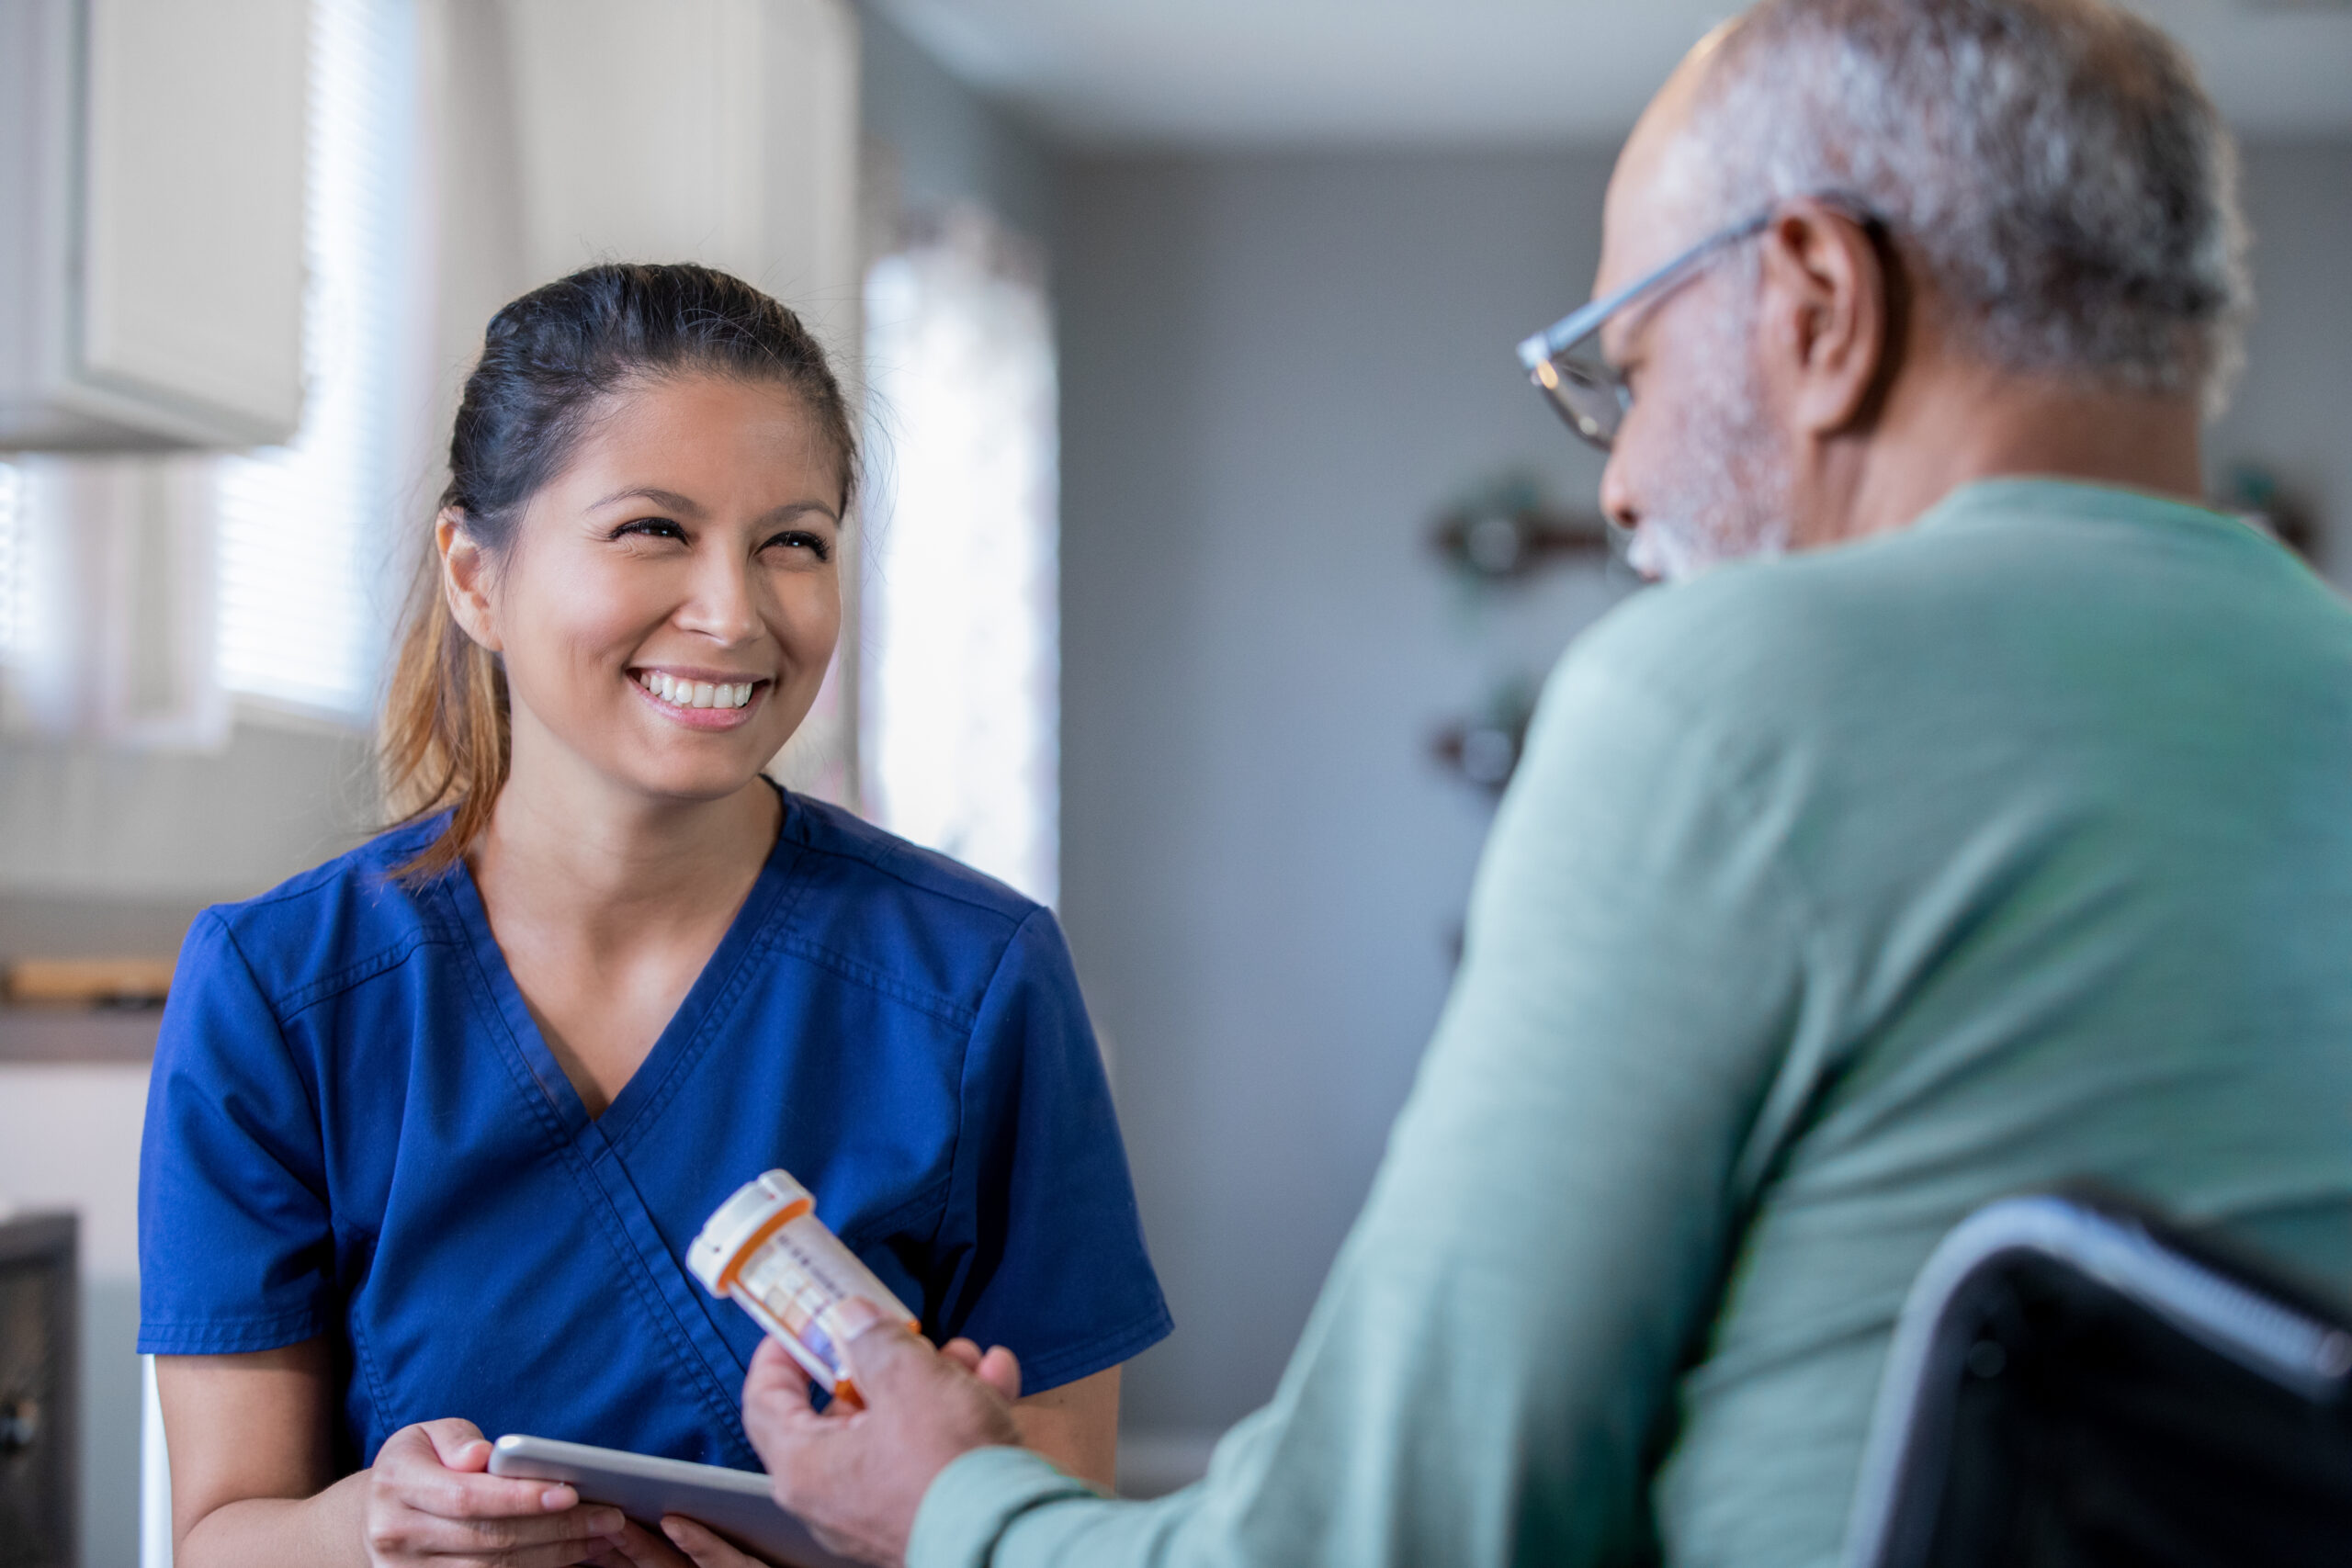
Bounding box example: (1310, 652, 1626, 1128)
(675, 554, 764, 644)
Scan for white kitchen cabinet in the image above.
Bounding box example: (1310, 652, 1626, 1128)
(0, 0, 309, 451)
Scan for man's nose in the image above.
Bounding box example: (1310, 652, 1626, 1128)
(1599, 450, 1639, 534)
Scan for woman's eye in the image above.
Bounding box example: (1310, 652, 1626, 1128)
(614, 517, 686, 543)
(763, 530, 832, 563)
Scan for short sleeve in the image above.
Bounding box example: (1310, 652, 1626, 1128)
(928, 908, 1172, 1392)
(139, 910, 335, 1355)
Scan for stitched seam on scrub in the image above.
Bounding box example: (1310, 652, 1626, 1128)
(767, 931, 980, 1031)
(787, 809, 1038, 925)
(345, 1311, 401, 1453)
(607, 835, 826, 1161)
(928, 907, 1040, 1285)
(571, 1151, 762, 1463)
(208, 912, 336, 1199)
(271, 932, 449, 1021)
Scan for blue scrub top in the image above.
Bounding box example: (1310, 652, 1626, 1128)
(139, 794, 1170, 1472)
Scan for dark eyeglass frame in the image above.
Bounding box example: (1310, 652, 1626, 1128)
(1516, 195, 1884, 452)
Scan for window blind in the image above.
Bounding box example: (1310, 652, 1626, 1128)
(213, 0, 415, 723)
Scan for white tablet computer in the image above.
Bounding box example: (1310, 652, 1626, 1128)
(489, 1433, 857, 1568)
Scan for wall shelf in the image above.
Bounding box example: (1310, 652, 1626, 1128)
(0, 1010, 158, 1066)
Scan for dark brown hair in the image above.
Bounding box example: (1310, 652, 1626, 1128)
(381, 263, 857, 881)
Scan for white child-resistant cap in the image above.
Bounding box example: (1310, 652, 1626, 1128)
(687, 1168, 815, 1296)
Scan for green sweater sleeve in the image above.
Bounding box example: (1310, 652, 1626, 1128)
(910, 651, 1813, 1568)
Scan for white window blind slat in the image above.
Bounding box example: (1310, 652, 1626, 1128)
(214, 0, 414, 722)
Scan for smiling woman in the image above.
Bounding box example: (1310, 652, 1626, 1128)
(138, 265, 1169, 1568)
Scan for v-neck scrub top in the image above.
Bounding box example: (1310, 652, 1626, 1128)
(138, 795, 1170, 1472)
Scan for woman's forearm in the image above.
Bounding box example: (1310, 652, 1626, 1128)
(178, 1470, 370, 1568)
(1013, 1366, 1122, 1491)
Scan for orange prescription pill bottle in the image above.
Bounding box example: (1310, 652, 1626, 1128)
(688, 1169, 919, 1408)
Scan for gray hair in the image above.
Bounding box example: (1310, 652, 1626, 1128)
(1684, 0, 2251, 413)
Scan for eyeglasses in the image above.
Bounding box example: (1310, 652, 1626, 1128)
(1519, 195, 1889, 452)
(1515, 211, 1770, 453)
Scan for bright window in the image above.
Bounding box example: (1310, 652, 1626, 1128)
(862, 215, 1061, 906)
(0, 462, 22, 668)
(213, 0, 416, 723)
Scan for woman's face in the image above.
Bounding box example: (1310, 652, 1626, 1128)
(452, 373, 843, 807)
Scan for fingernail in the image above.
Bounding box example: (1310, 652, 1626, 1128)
(540, 1485, 577, 1511)
(590, 1507, 627, 1534)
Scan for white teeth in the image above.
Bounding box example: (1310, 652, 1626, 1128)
(639, 672, 756, 710)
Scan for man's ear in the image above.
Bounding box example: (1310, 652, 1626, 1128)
(437, 508, 503, 653)
(1755, 199, 1894, 438)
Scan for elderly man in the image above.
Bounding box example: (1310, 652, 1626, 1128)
(729, 1, 2352, 1563)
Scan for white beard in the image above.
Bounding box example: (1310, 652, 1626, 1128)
(1625, 293, 1794, 581)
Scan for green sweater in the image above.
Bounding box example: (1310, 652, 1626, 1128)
(910, 479, 2352, 1568)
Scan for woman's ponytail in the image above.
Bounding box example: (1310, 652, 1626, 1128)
(379, 551, 510, 882)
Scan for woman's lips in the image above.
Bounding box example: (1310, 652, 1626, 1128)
(629, 669, 767, 730)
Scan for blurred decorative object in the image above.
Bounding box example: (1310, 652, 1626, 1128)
(862, 208, 1061, 904)
(1430, 674, 1541, 796)
(0, 1211, 76, 1568)
(2, 958, 175, 1010)
(0, 0, 308, 450)
(1, 456, 228, 749)
(2218, 462, 2322, 562)
(1430, 473, 1611, 583)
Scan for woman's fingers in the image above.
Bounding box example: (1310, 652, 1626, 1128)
(419, 1416, 494, 1471)
(368, 1498, 627, 1556)
(365, 1418, 626, 1565)
(376, 1422, 584, 1519)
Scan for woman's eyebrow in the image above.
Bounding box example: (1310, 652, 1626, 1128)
(589, 487, 836, 525)
(757, 499, 841, 525)
(591, 485, 705, 514)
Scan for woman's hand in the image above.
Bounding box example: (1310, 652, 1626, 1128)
(363, 1419, 628, 1566)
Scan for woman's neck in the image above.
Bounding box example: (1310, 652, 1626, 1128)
(469, 738, 782, 953)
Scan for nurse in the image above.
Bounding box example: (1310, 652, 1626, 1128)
(141, 264, 1170, 1567)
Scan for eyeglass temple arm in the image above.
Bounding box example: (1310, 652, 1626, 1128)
(1515, 211, 1776, 372)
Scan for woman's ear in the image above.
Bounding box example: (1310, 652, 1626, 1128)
(1756, 199, 1893, 440)
(437, 508, 503, 653)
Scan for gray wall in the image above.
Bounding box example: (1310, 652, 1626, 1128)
(2209, 141, 2352, 588)
(1055, 139, 2352, 1445)
(1056, 149, 1634, 1436)
(858, 1, 1057, 243)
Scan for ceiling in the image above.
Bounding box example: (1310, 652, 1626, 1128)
(870, 0, 2352, 148)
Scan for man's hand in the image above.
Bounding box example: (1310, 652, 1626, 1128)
(740, 1300, 1023, 1567)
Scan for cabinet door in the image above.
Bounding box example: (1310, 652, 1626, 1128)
(0, 0, 306, 451)
(78, 0, 309, 446)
